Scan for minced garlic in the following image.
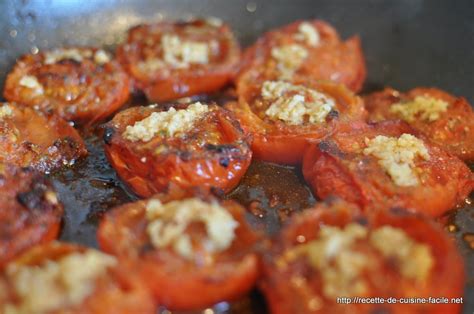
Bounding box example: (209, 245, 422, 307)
(262, 80, 335, 125)
(303, 224, 370, 299)
(0, 104, 13, 119)
(145, 198, 238, 259)
(44, 48, 92, 64)
(294, 22, 320, 46)
(370, 226, 433, 282)
(161, 34, 210, 68)
(390, 96, 449, 123)
(363, 134, 430, 187)
(93, 49, 111, 65)
(282, 222, 433, 300)
(271, 44, 308, 80)
(4, 249, 117, 314)
(19, 75, 44, 94)
(123, 102, 209, 142)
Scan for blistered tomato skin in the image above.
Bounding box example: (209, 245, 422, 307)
(103, 103, 252, 197)
(227, 79, 366, 165)
(117, 19, 241, 102)
(261, 199, 465, 314)
(302, 120, 473, 217)
(0, 242, 156, 314)
(365, 87, 474, 161)
(0, 164, 63, 268)
(237, 20, 366, 94)
(4, 47, 130, 124)
(97, 188, 260, 310)
(0, 103, 87, 172)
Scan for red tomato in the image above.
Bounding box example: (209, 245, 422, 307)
(227, 79, 366, 164)
(0, 164, 62, 268)
(0, 242, 156, 313)
(97, 188, 260, 310)
(117, 19, 241, 102)
(365, 87, 474, 161)
(4, 47, 130, 124)
(237, 20, 366, 93)
(302, 120, 473, 217)
(0, 103, 87, 172)
(103, 102, 252, 197)
(260, 199, 465, 314)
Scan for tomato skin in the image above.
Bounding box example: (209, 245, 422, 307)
(228, 79, 366, 165)
(4, 47, 130, 124)
(0, 164, 63, 268)
(97, 188, 260, 310)
(260, 199, 465, 314)
(365, 87, 474, 161)
(0, 103, 87, 172)
(302, 120, 473, 217)
(0, 242, 156, 314)
(237, 20, 366, 93)
(103, 103, 252, 197)
(117, 19, 241, 102)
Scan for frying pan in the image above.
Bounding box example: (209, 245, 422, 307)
(0, 0, 472, 313)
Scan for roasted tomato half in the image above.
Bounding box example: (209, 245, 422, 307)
(227, 79, 366, 164)
(0, 103, 87, 172)
(103, 101, 252, 197)
(4, 47, 130, 124)
(365, 87, 474, 161)
(260, 199, 465, 314)
(0, 164, 62, 268)
(0, 242, 156, 313)
(117, 18, 241, 102)
(236, 20, 366, 94)
(302, 120, 473, 217)
(98, 188, 260, 310)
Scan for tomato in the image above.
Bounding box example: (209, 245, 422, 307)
(227, 79, 366, 164)
(302, 120, 473, 217)
(117, 19, 241, 102)
(0, 242, 156, 313)
(0, 164, 62, 268)
(236, 20, 366, 94)
(97, 188, 260, 310)
(4, 47, 130, 124)
(103, 102, 252, 197)
(0, 103, 87, 172)
(365, 87, 474, 161)
(260, 199, 465, 314)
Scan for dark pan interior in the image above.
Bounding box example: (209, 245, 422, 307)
(0, 0, 473, 313)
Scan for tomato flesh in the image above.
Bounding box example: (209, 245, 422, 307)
(236, 20, 366, 93)
(0, 103, 87, 172)
(0, 242, 156, 314)
(103, 103, 252, 197)
(260, 199, 465, 314)
(302, 120, 473, 217)
(117, 19, 241, 102)
(365, 87, 474, 161)
(228, 79, 366, 164)
(0, 164, 63, 268)
(98, 188, 260, 310)
(4, 47, 130, 124)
